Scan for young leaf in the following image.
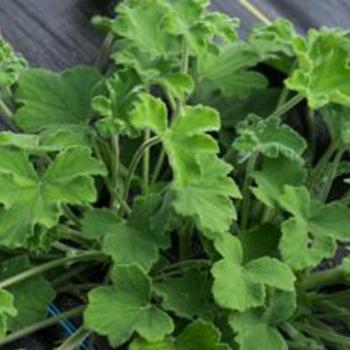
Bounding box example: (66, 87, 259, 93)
(229, 291, 296, 350)
(85, 264, 174, 347)
(154, 269, 214, 320)
(233, 115, 307, 159)
(286, 29, 350, 109)
(0, 146, 106, 247)
(278, 186, 350, 270)
(212, 234, 295, 312)
(131, 93, 240, 238)
(0, 39, 27, 88)
(0, 289, 17, 338)
(0, 256, 55, 331)
(198, 42, 267, 98)
(14, 67, 101, 132)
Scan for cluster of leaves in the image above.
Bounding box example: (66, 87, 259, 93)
(1, 1, 350, 349)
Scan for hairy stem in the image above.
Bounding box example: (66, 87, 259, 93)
(307, 109, 316, 164)
(143, 130, 151, 193)
(95, 31, 114, 72)
(270, 94, 304, 119)
(0, 306, 85, 347)
(57, 326, 91, 350)
(301, 267, 350, 290)
(239, 0, 272, 24)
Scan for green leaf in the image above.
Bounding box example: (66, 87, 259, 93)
(212, 234, 295, 311)
(129, 338, 174, 350)
(131, 94, 240, 238)
(278, 185, 350, 270)
(0, 146, 106, 247)
(92, 70, 142, 137)
(154, 269, 214, 320)
(157, 73, 194, 100)
(251, 156, 306, 209)
(85, 264, 174, 347)
(0, 256, 55, 331)
(234, 115, 306, 159)
(14, 67, 101, 132)
(176, 320, 230, 350)
(0, 289, 17, 338)
(0, 132, 39, 151)
(86, 194, 171, 270)
(286, 29, 350, 109)
(198, 42, 267, 98)
(229, 291, 295, 350)
(0, 39, 27, 88)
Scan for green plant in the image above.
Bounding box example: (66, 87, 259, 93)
(1, 1, 350, 349)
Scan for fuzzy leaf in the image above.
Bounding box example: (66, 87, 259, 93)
(286, 29, 350, 109)
(0, 39, 27, 88)
(0, 146, 106, 247)
(14, 67, 101, 132)
(131, 94, 240, 238)
(198, 42, 267, 98)
(129, 338, 174, 350)
(252, 156, 306, 209)
(278, 186, 350, 270)
(85, 265, 174, 347)
(154, 269, 214, 320)
(234, 115, 306, 159)
(212, 234, 295, 311)
(0, 256, 55, 331)
(0, 289, 17, 338)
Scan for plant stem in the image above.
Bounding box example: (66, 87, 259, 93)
(160, 259, 211, 272)
(240, 153, 258, 231)
(301, 267, 349, 290)
(307, 109, 316, 164)
(181, 38, 189, 75)
(57, 326, 91, 350)
(151, 149, 166, 184)
(239, 0, 272, 24)
(0, 98, 13, 118)
(124, 136, 160, 201)
(95, 31, 114, 72)
(0, 251, 104, 289)
(270, 94, 304, 119)
(0, 306, 85, 347)
(143, 130, 151, 193)
(178, 222, 192, 261)
(321, 147, 344, 201)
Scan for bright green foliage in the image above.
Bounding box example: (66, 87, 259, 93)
(14, 67, 101, 132)
(0, 39, 27, 88)
(85, 265, 173, 347)
(0, 289, 17, 338)
(0, 256, 55, 331)
(131, 93, 240, 238)
(234, 115, 307, 159)
(212, 234, 295, 311)
(154, 269, 214, 320)
(252, 156, 306, 209)
(229, 291, 296, 350)
(286, 29, 350, 109)
(0, 146, 106, 247)
(279, 186, 350, 270)
(198, 43, 267, 98)
(92, 70, 142, 136)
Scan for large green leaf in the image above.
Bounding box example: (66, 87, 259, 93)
(0, 146, 106, 247)
(286, 29, 350, 109)
(198, 42, 267, 98)
(154, 269, 214, 320)
(251, 156, 306, 209)
(85, 264, 174, 347)
(131, 93, 240, 238)
(14, 67, 101, 132)
(229, 291, 296, 350)
(0, 39, 27, 88)
(234, 115, 307, 159)
(0, 256, 55, 331)
(278, 186, 350, 270)
(212, 234, 295, 312)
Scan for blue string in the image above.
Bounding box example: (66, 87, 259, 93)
(48, 303, 95, 350)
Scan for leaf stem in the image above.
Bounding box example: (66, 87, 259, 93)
(151, 149, 166, 184)
(240, 152, 258, 230)
(270, 94, 304, 119)
(301, 267, 349, 290)
(143, 130, 151, 193)
(57, 326, 91, 350)
(0, 97, 13, 119)
(239, 0, 272, 24)
(0, 251, 104, 289)
(0, 306, 85, 347)
(95, 31, 114, 72)
(124, 136, 160, 201)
